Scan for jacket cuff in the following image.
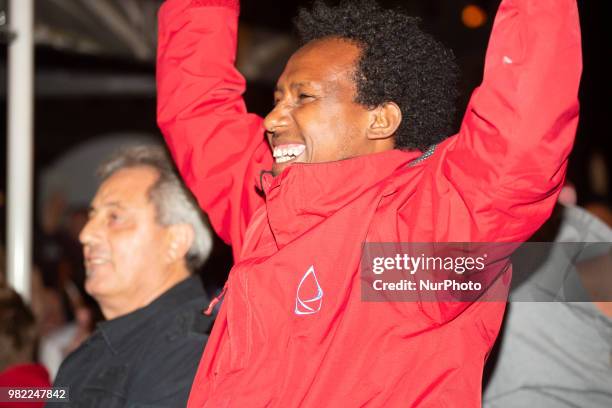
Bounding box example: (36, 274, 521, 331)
(190, 0, 239, 13)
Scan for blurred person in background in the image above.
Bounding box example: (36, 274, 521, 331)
(0, 285, 51, 408)
(584, 151, 612, 227)
(32, 188, 102, 380)
(33, 191, 93, 327)
(48, 145, 214, 407)
(34, 264, 96, 381)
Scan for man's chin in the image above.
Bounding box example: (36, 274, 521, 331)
(84, 269, 111, 297)
(84, 280, 100, 299)
(271, 163, 283, 177)
(271, 161, 292, 177)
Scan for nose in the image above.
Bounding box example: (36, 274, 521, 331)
(263, 103, 290, 135)
(79, 215, 99, 247)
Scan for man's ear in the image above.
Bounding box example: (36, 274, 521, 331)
(366, 102, 402, 140)
(166, 223, 195, 263)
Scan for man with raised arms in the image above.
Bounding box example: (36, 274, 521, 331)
(156, 0, 581, 405)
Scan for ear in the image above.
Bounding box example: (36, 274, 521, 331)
(366, 102, 402, 141)
(165, 223, 195, 264)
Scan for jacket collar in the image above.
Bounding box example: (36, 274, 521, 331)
(97, 276, 207, 354)
(260, 149, 420, 247)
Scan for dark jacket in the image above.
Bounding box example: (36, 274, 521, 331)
(48, 276, 212, 408)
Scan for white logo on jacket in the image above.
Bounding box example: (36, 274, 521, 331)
(295, 265, 323, 315)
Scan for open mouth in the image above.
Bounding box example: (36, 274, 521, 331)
(273, 143, 306, 164)
(84, 257, 110, 276)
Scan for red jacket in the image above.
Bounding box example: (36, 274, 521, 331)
(157, 0, 581, 406)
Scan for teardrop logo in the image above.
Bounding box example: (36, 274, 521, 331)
(295, 265, 323, 315)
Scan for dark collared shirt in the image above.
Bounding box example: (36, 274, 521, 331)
(49, 276, 212, 408)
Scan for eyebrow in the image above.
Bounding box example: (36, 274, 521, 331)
(274, 81, 317, 94)
(88, 201, 126, 213)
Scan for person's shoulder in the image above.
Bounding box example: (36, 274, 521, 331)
(147, 282, 213, 347)
(52, 329, 102, 383)
(129, 294, 210, 385)
(165, 295, 213, 340)
(560, 205, 612, 242)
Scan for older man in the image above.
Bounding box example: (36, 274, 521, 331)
(49, 145, 214, 407)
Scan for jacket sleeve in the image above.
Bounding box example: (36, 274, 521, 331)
(157, 0, 271, 255)
(438, 0, 582, 242)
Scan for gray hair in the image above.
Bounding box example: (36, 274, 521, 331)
(97, 145, 212, 271)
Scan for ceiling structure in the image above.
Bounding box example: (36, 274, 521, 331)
(0, 0, 302, 102)
(0, 0, 498, 87)
(33, 0, 161, 60)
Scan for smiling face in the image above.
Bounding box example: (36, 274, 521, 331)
(79, 166, 175, 318)
(264, 37, 396, 176)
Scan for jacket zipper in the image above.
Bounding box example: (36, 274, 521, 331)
(203, 282, 228, 316)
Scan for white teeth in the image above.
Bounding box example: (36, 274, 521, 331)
(292, 145, 306, 156)
(272, 147, 283, 158)
(273, 144, 306, 164)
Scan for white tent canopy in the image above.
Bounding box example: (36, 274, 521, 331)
(35, 0, 162, 61)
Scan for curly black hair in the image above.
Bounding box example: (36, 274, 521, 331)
(294, 0, 459, 151)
